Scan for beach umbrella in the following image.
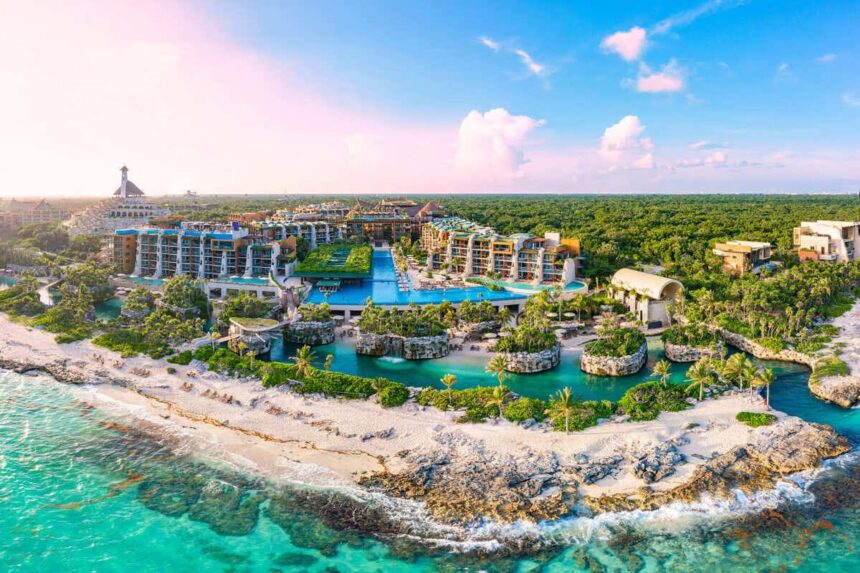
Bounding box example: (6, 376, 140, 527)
(563, 312, 576, 318)
(482, 332, 497, 339)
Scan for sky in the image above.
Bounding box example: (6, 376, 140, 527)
(0, 0, 858, 197)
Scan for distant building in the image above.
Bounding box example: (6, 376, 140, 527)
(610, 268, 684, 327)
(9, 199, 69, 226)
(0, 211, 21, 233)
(713, 240, 774, 276)
(421, 217, 581, 285)
(793, 220, 860, 262)
(68, 166, 171, 236)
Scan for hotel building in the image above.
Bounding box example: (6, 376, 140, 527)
(712, 240, 774, 276)
(421, 217, 582, 285)
(793, 221, 860, 263)
(69, 167, 170, 236)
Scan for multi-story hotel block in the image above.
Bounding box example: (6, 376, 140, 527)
(712, 240, 774, 276)
(793, 220, 860, 262)
(421, 217, 582, 285)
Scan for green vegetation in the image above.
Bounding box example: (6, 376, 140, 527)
(63, 262, 114, 303)
(617, 381, 690, 421)
(736, 411, 777, 428)
(756, 336, 788, 353)
(464, 277, 504, 291)
(358, 302, 446, 337)
(219, 292, 276, 324)
(0, 277, 44, 316)
(495, 324, 557, 353)
(167, 350, 194, 365)
(503, 397, 548, 423)
(32, 284, 95, 343)
(377, 384, 409, 408)
(661, 324, 719, 347)
(811, 356, 851, 384)
(456, 299, 498, 324)
(122, 287, 155, 318)
(295, 243, 372, 277)
(296, 302, 331, 322)
(586, 327, 646, 358)
(160, 275, 210, 318)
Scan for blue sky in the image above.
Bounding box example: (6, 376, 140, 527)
(1, 0, 858, 195)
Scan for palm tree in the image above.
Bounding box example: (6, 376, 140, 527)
(686, 358, 715, 402)
(485, 354, 509, 388)
(247, 348, 256, 370)
(722, 353, 750, 391)
(545, 387, 577, 434)
(292, 345, 316, 379)
(498, 307, 512, 327)
(236, 341, 247, 357)
(209, 323, 220, 349)
(652, 359, 672, 386)
(488, 385, 510, 419)
(752, 368, 776, 409)
(440, 373, 457, 409)
(324, 354, 334, 371)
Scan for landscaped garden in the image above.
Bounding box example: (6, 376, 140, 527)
(295, 243, 373, 278)
(585, 327, 647, 357)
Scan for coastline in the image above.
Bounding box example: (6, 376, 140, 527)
(0, 314, 851, 529)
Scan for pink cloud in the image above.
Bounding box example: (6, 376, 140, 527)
(456, 109, 544, 181)
(601, 26, 647, 61)
(635, 61, 685, 93)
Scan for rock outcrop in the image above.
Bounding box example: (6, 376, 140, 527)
(663, 341, 726, 363)
(284, 320, 335, 346)
(354, 330, 449, 360)
(580, 342, 647, 376)
(500, 343, 561, 373)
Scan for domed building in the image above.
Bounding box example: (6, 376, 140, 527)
(68, 166, 170, 236)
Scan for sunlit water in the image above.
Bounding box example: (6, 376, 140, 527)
(4, 348, 860, 571)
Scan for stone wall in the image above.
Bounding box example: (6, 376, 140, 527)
(120, 306, 151, 322)
(580, 342, 647, 376)
(355, 330, 449, 360)
(716, 328, 816, 367)
(500, 342, 561, 373)
(455, 320, 499, 341)
(663, 341, 726, 363)
(284, 320, 335, 346)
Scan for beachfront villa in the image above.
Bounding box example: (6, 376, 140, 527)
(610, 268, 683, 328)
(421, 217, 582, 286)
(793, 220, 860, 263)
(68, 166, 171, 236)
(712, 240, 775, 276)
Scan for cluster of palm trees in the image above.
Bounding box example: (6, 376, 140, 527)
(655, 352, 775, 407)
(290, 345, 334, 379)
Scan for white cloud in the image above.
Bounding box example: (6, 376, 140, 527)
(690, 140, 729, 150)
(816, 53, 836, 64)
(600, 115, 654, 166)
(635, 60, 685, 93)
(456, 108, 544, 180)
(651, 0, 746, 35)
(633, 153, 655, 169)
(601, 26, 647, 61)
(843, 92, 860, 108)
(512, 48, 547, 77)
(479, 36, 500, 52)
(705, 150, 727, 164)
(774, 62, 794, 82)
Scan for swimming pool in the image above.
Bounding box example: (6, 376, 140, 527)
(478, 277, 588, 293)
(305, 250, 527, 306)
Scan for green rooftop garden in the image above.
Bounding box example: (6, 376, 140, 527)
(294, 244, 372, 278)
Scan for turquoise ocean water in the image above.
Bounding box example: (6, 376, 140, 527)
(4, 345, 860, 571)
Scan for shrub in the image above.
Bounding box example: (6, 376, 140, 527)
(813, 356, 851, 381)
(617, 381, 689, 421)
(93, 329, 169, 358)
(377, 383, 409, 408)
(295, 244, 372, 276)
(219, 292, 276, 324)
(504, 397, 548, 423)
(167, 350, 193, 365)
(756, 337, 787, 353)
(496, 325, 557, 353)
(415, 386, 498, 422)
(736, 411, 777, 428)
(193, 345, 216, 361)
(586, 327, 646, 358)
(549, 400, 616, 432)
(296, 302, 331, 322)
(358, 304, 447, 337)
(661, 324, 718, 347)
(166, 367, 177, 374)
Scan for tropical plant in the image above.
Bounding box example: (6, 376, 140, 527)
(440, 373, 457, 409)
(545, 387, 577, 434)
(686, 358, 716, 402)
(751, 367, 776, 409)
(652, 359, 672, 386)
(292, 345, 316, 379)
(324, 354, 334, 371)
(485, 354, 509, 387)
(488, 385, 511, 418)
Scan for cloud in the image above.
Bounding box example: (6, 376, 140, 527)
(600, 115, 654, 166)
(512, 48, 548, 77)
(633, 153, 655, 169)
(705, 151, 727, 165)
(843, 92, 860, 108)
(601, 26, 647, 61)
(816, 53, 836, 64)
(479, 36, 500, 52)
(456, 108, 545, 180)
(635, 60, 685, 93)
(774, 62, 795, 82)
(651, 0, 746, 35)
(690, 140, 729, 150)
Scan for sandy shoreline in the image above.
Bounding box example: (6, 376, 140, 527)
(0, 313, 850, 525)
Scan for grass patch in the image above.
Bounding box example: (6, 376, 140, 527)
(736, 411, 777, 428)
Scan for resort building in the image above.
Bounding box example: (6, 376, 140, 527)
(610, 268, 683, 328)
(110, 221, 301, 299)
(712, 240, 775, 276)
(793, 221, 860, 263)
(421, 217, 582, 286)
(7, 199, 70, 226)
(68, 166, 171, 236)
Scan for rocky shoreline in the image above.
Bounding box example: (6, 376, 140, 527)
(0, 316, 853, 532)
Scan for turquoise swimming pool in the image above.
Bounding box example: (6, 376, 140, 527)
(306, 250, 527, 306)
(478, 277, 588, 293)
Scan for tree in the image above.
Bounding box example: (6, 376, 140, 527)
(546, 387, 577, 434)
(752, 367, 776, 409)
(209, 323, 221, 349)
(292, 345, 316, 379)
(722, 353, 751, 392)
(488, 385, 511, 419)
(485, 354, 509, 388)
(652, 359, 672, 386)
(324, 354, 334, 371)
(686, 358, 715, 402)
(440, 373, 457, 409)
(237, 341, 248, 357)
(498, 306, 512, 327)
